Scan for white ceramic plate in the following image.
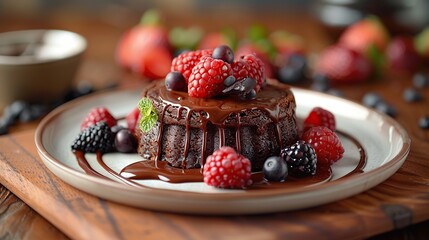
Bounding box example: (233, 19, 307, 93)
(35, 87, 410, 215)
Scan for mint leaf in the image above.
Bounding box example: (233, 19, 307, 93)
(137, 98, 158, 132)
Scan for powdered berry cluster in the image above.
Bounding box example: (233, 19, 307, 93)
(168, 45, 266, 99)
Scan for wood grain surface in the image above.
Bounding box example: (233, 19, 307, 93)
(1, 8, 429, 240)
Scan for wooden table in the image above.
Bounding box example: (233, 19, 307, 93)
(1, 9, 429, 240)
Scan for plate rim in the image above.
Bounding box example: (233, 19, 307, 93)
(35, 87, 411, 202)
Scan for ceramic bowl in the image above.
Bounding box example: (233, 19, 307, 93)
(0, 29, 87, 112)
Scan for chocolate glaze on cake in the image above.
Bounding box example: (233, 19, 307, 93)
(136, 80, 298, 171)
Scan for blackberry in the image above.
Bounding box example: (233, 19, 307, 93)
(71, 121, 115, 153)
(281, 141, 317, 176)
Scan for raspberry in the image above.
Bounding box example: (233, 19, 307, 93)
(303, 107, 336, 131)
(232, 54, 265, 92)
(171, 49, 213, 83)
(188, 56, 233, 98)
(80, 107, 117, 131)
(281, 141, 317, 176)
(301, 126, 344, 166)
(125, 108, 139, 134)
(72, 121, 115, 153)
(203, 146, 252, 189)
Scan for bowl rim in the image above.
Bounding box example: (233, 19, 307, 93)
(0, 29, 87, 65)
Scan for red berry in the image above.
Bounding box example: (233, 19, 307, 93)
(132, 45, 172, 79)
(171, 49, 213, 83)
(81, 107, 117, 131)
(232, 54, 265, 92)
(387, 36, 422, 72)
(126, 108, 140, 134)
(301, 127, 344, 167)
(339, 16, 389, 56)
(203, 146, 252, 189)
(316, 45, 372, 83)
(303, 107, 336, 131)
(235, 43, 274, 78)
(188, 56, 233, 98)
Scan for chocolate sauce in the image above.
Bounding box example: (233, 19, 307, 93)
(73, 130, 367, 190)
(150, 84, 296, 167)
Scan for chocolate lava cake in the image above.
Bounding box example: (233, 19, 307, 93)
(136, 80, 298, 171)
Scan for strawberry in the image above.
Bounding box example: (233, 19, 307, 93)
(387, 36, 422, 73)
(303, 107, 336, 132)
(81, 107, 117, 131)
(126, 108, 140, 134)
(315, 45, 372, 83)
(232, 54, 265, 92)
(116, 10, 172, 79)
(203, 146, 252, 189)
(339, 16, 389, 56)
(301, 127, 344, 167)
(171, 49, 213, 83)
(188, 56, 233, 98)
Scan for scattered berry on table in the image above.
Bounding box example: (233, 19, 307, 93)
(301, 127, 344, 167)
(412, 72, 429, 89)
(277, 54, 307, 85)
(71, 121, 115, 153)
(165, 71, 187, 92)
(281, 141, 317, 176)
(171, 49, 213, 83)
(212, 45, 234, 64)
(303, 107, 336, 131)
(115, 129, 137, 153)
(188, 56, 233, 98)
(80, 107, 117, 131)
(310, 74, 331, 92)
(263, 156, 288, 182)
(375, 101, 397, 118)
(315, 45, 372, 83)
(362, 92, 383, 108)
(403, 88, 422, 102)
(126, 107, 140, 134)
(419, 116, 429, 129)
(203, 146, 252, 189)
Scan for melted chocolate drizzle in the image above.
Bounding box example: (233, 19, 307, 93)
(73, 130, 367, 190)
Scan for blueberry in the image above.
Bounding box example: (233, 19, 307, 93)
(412, 72, 429, 88)
(224, 76, 236, 87)
(403, 88, 422, 102)
(0, 119, 9, 135)
(165, 71, 187, 92)
(242, 89, 256, 100)
(212, 45, 234, 64)
(419, 116, 429, 129)
(310, 82, 330, 92)
(111, 125, 127, 134)
(313, 74, 331, 85)
(242, 77, 257, 92)
(115, 129, 137, 153)
(278, 65, 304, 84)
(2, 101, 28, 126)
(362, 92, 383, 108)
(375, 102, 397, 117)
(289, 54, 307, 70)
(263, 156, 288, 182)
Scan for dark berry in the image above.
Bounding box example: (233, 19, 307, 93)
(114, 129, 137, 153)
(165, 71, 187, 92)
(222, 77, 256, 100)
(311, 74, 331, 92)
(281, 141, 317, 176)
(212, 45, 234, 64)
(224, 75, 236, 87)
(362, 92, 383, 108)
(242, 89, 257, 100)
(19, 104, 48, 122)
(419, 116, 429, 129)
(71, 121, 115, 153)
(375, 102, 397, 117)
(313, 74, 331, 85)
(412, 72, 429, 88)
(3, 100, 28, 125)
(242, 77, 257, 92)
(263, 156, 288, 182)
(403, 88, 422, 102)
(0, 119, 8, 135)
(278, 66, 303, 84)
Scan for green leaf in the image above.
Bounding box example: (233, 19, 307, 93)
(367, 43, 385, 77)
(137, 98, 158, 132)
